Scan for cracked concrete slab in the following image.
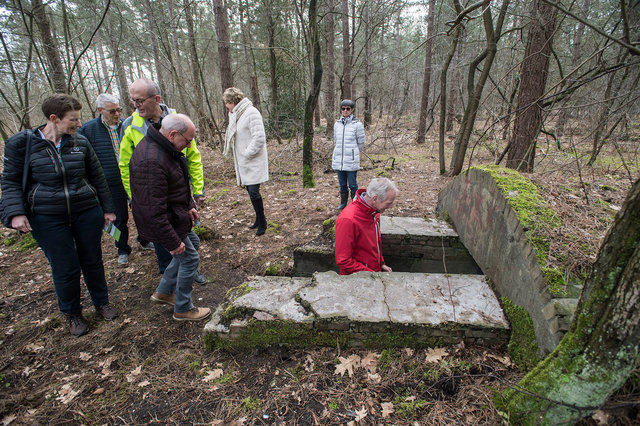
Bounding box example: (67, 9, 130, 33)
(204, 271, 509, 350)
(381, 216, 459, 237)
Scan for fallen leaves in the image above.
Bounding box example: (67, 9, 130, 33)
(335, 355, 361, 377)
(78, 352, 92, 361)
(425, 347, 449, 363)
(126, 365, 142, 383)
(202, 369, 224, 382)
(381, 402, 394, 417)
(56, 383, 80, 404)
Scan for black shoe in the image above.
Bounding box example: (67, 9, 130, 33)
(66, 313, 89, 337)
(336, 191, 349, 210)
(249, 218, 259, 229)
(96, 304, 118, 320)
(194, 270, 207, 284)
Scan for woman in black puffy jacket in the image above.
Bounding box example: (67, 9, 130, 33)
(1, 94, 118, 337)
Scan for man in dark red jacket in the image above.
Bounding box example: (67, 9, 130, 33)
(129, 114, 210, 321)
(335, 178, 399, 275)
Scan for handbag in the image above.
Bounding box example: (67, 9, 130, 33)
(1, 130, 33, 228)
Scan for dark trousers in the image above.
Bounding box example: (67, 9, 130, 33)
(246, 184, 262, 201)
(155, 243, 174, 274)
(30, 206, 110, 314)
(112, 193, 131, 255)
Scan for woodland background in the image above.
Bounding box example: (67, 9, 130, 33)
(0, 0, 638, 179)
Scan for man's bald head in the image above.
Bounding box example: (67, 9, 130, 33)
(161, 114, 196, 151)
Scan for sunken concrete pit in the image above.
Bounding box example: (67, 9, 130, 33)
(203, 271, 509, 351)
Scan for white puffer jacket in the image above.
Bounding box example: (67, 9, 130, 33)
(231, 106, 269, 186)
(332, 115, 365, 171)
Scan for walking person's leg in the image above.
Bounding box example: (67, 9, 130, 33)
(172, 231, 210, 321)
(247, 184, 267, 236)
(336, 171, 349, 209)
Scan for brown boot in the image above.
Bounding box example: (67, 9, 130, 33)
(150, 292, 175, 306)
(173, 307, 211, 321)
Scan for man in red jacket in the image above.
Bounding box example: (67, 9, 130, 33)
(129, 114, 210, 321)
(335, 178, 399, 275)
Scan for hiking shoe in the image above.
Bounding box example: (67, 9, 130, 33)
(66, 313, 89, 337)
(96, 304, 118, 320)
(173, 307, 211, 321)
(118, 254, 129, 265)
(194, 270, 207, 284)
(140, 241, 155, 250)
(150, 292, 175, 306)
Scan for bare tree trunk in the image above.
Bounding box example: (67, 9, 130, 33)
(439, 18, 462, 175)
(446, 29, 462, 133)
(324, 0, 336, 137)
(416, 0, 436, 144)
(555, 0, 590, 137)
(341, 0, 352, 100)
(213, 0, 233, 93)
(142, 0, 168, 103)
(501, 176, 640, 424)
(265, 0, 280, 140)
(104, 13, 132, 116)
(303, 0, 322, 188)
(450, 0, 510, 176)
(239, 0, 261, 109)
(506, 0, 558, 172)
(30, 0, 67, 93)
(363, 1, 372, 127)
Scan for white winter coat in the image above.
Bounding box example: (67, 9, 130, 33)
(332, 115, 365, 171)
(230, 106, 269, 186)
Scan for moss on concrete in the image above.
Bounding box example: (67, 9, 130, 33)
(322, 218, 335, 236)
(542, 267, 567, 297)
(501, 297, 541, 371)
(472, 165, 561, 266)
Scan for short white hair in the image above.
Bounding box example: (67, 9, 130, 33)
(366, 178, 398, 201)
(96, 93, 119, 108)
(161, 113, 193, 133)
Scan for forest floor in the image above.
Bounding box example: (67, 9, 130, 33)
(0, 120, 638, 425)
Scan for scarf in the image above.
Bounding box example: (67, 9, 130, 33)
(223, 97, 253, 158)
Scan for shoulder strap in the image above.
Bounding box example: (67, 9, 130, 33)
(21, 130, 32, 193)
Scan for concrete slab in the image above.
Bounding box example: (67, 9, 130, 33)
(381, 216, 459, 237)
(204, 271, 509, 350)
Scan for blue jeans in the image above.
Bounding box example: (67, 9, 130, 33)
(155, 244, 174, 274)
(336, 170, 358, 194)
(30, 206, 110, 314)
(155, 231, 200, 313)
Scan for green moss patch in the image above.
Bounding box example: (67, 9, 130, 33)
(473, 165, 561, 265)
(501, 297, 541, 372)
(542, 267, 567, 297)
(4, 232, 38, 252)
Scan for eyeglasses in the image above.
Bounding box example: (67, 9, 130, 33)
(130, 95, 154, 106)
(177, 131, 192, 143)
(341, 107, 352, 111)
(105, 108, 123, 113)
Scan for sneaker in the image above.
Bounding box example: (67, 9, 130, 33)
(96, 304, 118, 320)
(66, 313, 89, 337)
(173, 307, 211, 321)
(140, 241, 155, 250)
(150, 292, 175, 306)
(118, 254, 129, 265)
(194, 270, 207, 284)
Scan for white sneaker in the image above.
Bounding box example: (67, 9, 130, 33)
(118, 254, 129, 265)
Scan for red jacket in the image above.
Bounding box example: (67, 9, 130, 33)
(335, 188, 385, 274)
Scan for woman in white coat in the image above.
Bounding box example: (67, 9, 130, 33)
(332, 99, 365, 209)
(223, 87, 269, 235)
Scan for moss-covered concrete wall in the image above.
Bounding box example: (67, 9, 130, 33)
(436, 166, 571, 354)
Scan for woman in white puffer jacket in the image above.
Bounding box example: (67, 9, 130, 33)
(223, 87, 269, 236)
(332, 99, 365, 209)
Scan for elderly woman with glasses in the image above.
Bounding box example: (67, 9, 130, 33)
(222, 87, 269, 236)
(332, 99, 365, 210)
(1, 93, 117, 337)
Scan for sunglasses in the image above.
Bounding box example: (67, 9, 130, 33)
(341, 107, 352, 111)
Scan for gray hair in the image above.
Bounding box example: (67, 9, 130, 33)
(96, 93, 119, 108)
(223, 87, 245, 105)
(366, 178, 398, 201)
(161, 113, 193, 133)
(135, 78, 161, 97)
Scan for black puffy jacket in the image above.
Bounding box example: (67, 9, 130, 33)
(78, 117, 127, 201)
(1, 127, 114, 221)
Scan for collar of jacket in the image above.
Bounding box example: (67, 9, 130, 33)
(353, 188, 378, 215)
(35, 124, 80, 148)
(147, 123, 183, 160)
